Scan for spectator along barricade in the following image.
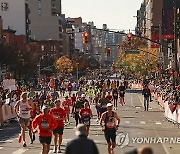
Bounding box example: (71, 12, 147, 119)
(0, 79, 18, 127)
(151, 83, 180, 127)
(131, 80, 180, 127)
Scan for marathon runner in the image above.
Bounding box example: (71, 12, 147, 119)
(112, 88, 118, 110)
(32, 105, 57, 154)
(79, 102, 93, 136)
(98, 92, 110, 118)
(118, 82, 126, 106)
(62, 96, 72, 125)
(72, 98, 82, 126)
(14, 92, 34, 147)
(99, 103, 120, 154)
(50, 100, 66, 153)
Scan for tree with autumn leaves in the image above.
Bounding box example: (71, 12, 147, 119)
(54, 56, 73, 75)
(116, 35, 159, 78)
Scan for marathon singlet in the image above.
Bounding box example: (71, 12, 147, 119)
(18, 100, 31, 119)
(105, 112, 116, 129)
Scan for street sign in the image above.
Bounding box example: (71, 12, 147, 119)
(125, 50, 140, 54)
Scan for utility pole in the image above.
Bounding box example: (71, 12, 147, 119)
(174, 0, 178, 73)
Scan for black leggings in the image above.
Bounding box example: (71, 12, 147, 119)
(74, 112, 81, 126)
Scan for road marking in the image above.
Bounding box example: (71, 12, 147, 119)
(125, 121, 130, 124)
(151, 126, 170, 154)
(11, 149, 28, 154)
(0, 147, 3, 150)
(156, 121, 161, 125)
(0, 139, 14, 143)
(140, 121, 146, 124)
(130, 96, 133, 106)
(62, 138, 106, 144)
(136, 107, 141, 109)
(138, 94, 144, 107)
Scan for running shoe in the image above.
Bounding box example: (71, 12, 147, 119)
(23, 142, 27, 147)
(53, 146, 57, 153)
(57, 146, 61, 153)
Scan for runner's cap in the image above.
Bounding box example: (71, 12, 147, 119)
(81, 94, 86, 97)
(106, 103, 113, 107)
(42, 105, 48, 110)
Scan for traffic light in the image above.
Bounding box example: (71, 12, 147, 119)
(127, 33, 132, 46)
(82, 32, 88, 44)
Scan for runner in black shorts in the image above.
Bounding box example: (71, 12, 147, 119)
(118, 82, 126, 106)
(50, 100, 66, 153)
(100, 103, 120, 154)
(39, 136, 52, 145)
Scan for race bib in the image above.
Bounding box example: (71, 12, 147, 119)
(76, 108, 80, 112)
(54, 113, 60, 119)
(41, 119, 49, 129)
(106, 121, 115, 128)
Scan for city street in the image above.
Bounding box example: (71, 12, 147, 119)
(0, 90, 180, 154)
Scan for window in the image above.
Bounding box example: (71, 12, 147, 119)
(38, 0, 42, 15)
(41, 45, 44, 51)
(1, 2, 8, 11)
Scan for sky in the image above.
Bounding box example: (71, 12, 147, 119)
(62, 0, 143, 33)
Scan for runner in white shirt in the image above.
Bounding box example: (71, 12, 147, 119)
(14, 92, 34, 147)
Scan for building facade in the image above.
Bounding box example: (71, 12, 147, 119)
(0, 0, 30, 42)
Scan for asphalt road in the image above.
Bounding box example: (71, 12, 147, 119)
(0, 91, 180, 154)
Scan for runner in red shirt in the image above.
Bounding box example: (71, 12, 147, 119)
(79, 102, 93, 136)
(106, 92, 113, 101)
(62, 96, 72, 125)
(32, 105, 57, 154)
(49, 100, 66, 153)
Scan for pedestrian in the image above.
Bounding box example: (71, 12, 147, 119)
(49, 100, 66, 153)
(65, 124, 99, 154)
(142, 85, 151, 111)
(32, 105, 57, 154)
(99, 103, 120, 154)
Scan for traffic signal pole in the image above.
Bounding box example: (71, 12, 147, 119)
(174, 0, 178, 73)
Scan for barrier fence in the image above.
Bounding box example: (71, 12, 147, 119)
(131, 83, 180, 127)
(0, 104, 16, 126)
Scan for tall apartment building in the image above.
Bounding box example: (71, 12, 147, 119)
(0, 0, 30, 42)
(28, 0, 62, 40)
